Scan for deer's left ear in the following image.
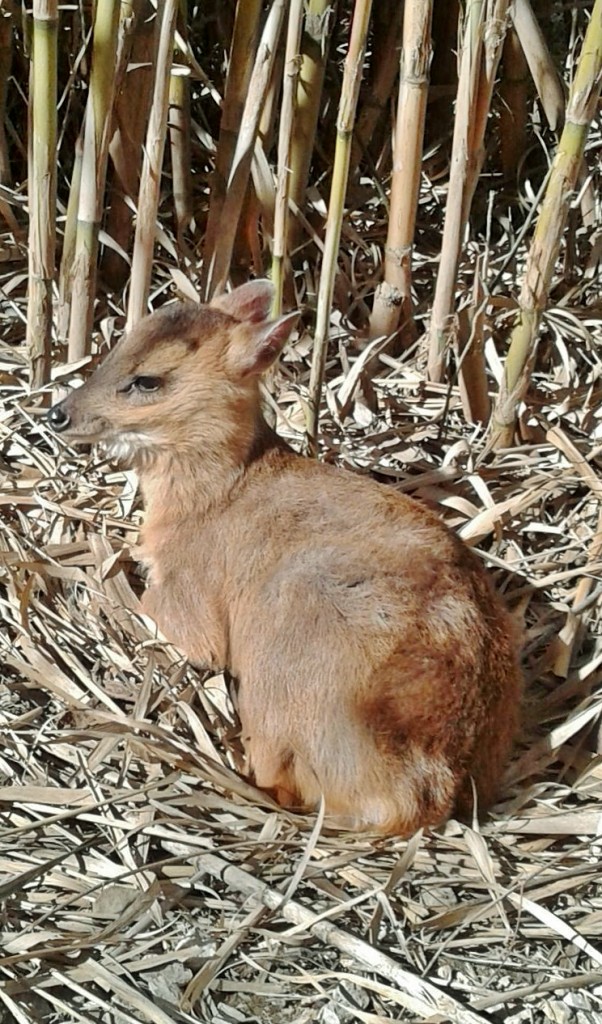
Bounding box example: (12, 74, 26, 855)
(227, 313, 299, 377)
(211, 279, 274, 323)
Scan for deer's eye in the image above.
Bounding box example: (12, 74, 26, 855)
(134, 376, 163, 392)
(121, 375, 164, 394)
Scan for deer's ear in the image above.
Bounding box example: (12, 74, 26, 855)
(211, 280, 275, 323)
(228, 313, 299, 377)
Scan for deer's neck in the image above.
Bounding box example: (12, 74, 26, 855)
(136, 414, 282, 533)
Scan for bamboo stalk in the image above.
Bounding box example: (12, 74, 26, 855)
(169, 0, 192, 241)
(202, 0, 287, 301)
(271, 0, 304, 317)
(306, 0, 373, 452)
(27, 0, 58, 388)
(57, 130, 83, 343)
(426, 0, 511, 383)
(369, 0, 433, 350)
(490, 0, 602, 449)
(511, 0, 565, 132)
(126, 0, 179, 330)
(287, 0, 332, 250)
(67, 0, 120, 360)
(456, 255, 491, 423)
(200, 0, 262, 299)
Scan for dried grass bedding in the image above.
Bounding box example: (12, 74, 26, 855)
(1, 21, 602, 1021)
(1, 270, 602, 1022)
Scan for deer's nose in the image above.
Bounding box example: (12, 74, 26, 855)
(48, 402, 71, 432)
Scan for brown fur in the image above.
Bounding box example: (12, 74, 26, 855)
(49, 281, 523, 835)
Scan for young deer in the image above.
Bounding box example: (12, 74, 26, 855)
(48, 281, 522, 834)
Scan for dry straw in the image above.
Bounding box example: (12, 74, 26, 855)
(2, 2, 602, 1019)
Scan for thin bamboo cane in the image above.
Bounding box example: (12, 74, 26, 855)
(369, 0, 433, 350)
(0, 8, 12, 185)
(306, 0, 373, 453)
(426, 0, 511, 383)
(287, 0, 332, 250)
(272, 0, 304, 317)
(200, 0, 262, 299)
(202, 0, 287, 301)
(26, 0, 58, 388)
(67, 0, 120, 361)
(126, 0, 178, 330)
(490, 0, 602, 450)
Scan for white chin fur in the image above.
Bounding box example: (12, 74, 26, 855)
(103, 432, 158, 464)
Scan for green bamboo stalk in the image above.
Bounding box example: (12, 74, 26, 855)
(306, 0, 373, 453)
(369, 0, 433, 350)
(67, 0, 120, 361)
(27, 0, 58, 388)
(202, 0, 287, 301)
(200, 0, 262, 299)
(271, 0, 304, 317)
(287, 0, 332, 251)
(426, 0, 511, 383)
(491, 0, 602, 449)
(126, 0, 178, 330)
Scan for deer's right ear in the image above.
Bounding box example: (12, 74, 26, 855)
(227, 312, 299, 377)
(210, 280, 274, 323)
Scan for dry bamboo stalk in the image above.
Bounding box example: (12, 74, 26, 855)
(457, 256, 491, 423)
(126, 0, 179, 330)
(169, 0, 192, 240)
(103, 0, 157, 291)
(195, 853, 493, 1024)
(272, 0, 304, 317)
(499, 25, 529, 183)
(200, 0, 262, 299)
(26, 0, 58, 388)
(57, 131, 83, 343)
(0, 7, 12, 185)
(202, 0, 287, 301)
(369, 0, 433, 350)
(307, 0, 373, 452)
(349, 0, 403, 178)
(168, 68, 192, 239)
(491, 0, 602, 449)
(511, 0, 565, 132)
(426, 0, 511, 383)
(287, 0, 332, 250)
(67, 0, 120, 361)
